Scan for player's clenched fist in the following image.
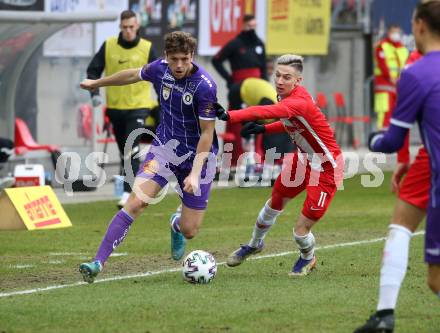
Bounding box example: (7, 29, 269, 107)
(80, 79, 98, 91)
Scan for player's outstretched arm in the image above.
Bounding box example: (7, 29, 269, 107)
(368, 124, 408, 153)
(80, 68, 142, 91)
(228, 103, 291, 124)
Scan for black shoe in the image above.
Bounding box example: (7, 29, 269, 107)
(354, 313, 394, 333)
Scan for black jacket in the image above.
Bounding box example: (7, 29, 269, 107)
(211, 29, 267, 86)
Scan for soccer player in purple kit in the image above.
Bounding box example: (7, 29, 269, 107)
(78, 31, 219, 283)
(356, 1, 440, 332)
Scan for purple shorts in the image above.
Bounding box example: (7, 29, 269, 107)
(136, 146, 216, 210)
(425, 206, 440, 264)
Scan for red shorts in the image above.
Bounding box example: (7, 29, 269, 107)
(272, 153, 338, 221)
(398, 147, 430, 210)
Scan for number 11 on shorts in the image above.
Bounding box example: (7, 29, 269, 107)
(317, 191, 327, 208)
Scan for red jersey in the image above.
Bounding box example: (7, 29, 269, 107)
(405, 50, 422, 67)
(229, 85, 342, 170)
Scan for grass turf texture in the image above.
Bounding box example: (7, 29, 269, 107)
(0, 173, 438, 332)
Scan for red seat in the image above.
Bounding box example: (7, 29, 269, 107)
(333, 92, 346, 108)
(316, 92, 328, 110)
(14, 118, 59, 155)
(77, 104, 115, 143)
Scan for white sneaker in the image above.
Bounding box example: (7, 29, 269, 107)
(117, 191, 130, 208)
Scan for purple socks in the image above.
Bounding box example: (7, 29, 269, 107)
(171, 214, 181, 233)
(95, 209, 134, 265)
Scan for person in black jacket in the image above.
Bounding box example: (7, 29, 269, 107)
(211, 14, 267, 168)
(212, 14, 267, 86)
(86, 10, 157, 208)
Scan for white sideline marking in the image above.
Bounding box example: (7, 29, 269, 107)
(0, 231, 424, 298)
(109, 252, 128, 257)
(48, 252, 127, 257)
(49, 252, 87, 256)
(47, 260, 65, 265)
(10, 264, 34, 269)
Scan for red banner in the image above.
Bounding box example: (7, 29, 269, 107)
(200, 0, 259, 55)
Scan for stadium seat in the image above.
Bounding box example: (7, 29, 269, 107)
(332, 92, 350, 147)
(78, 104, 115, 144)
(15, 117, 61, 168)
(332, 92, 370, 149)
(315, 92, 329, 118)
(15, 118, 60, 155)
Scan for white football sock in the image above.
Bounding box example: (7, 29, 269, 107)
(294, 232, 315, 260)
(248, 200, 282, 248)
(377, 224, 412, 311)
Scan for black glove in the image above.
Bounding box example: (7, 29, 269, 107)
(214, 102, 230, 121)
(240, 122, 265, 139)
(368, 130, 385, 151)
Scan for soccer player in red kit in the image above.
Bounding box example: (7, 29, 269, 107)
(216, 54, 343, 276)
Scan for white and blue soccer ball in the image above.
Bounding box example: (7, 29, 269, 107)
(182, 250, 217, 284)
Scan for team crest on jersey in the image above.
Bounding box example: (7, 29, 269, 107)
(162, 87, 171, 100)
(143, 159, 159, 175)
(183, 92, 193, 105)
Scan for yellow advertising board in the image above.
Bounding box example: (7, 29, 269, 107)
(0, 186, 72, 230)
(267, 0, 331, 55)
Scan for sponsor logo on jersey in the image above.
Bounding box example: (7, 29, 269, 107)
(183, 92, 193, 105)
(205, 102, 213, 116)
(282, 119, 304, 134)
(143, 160, 159, 175)
(163, 72, 175, 81)
(118, 59, 129, 64)
(162, 87, 171, 100)
(255, 46, 263, 54)
(174, 85, 184, 93)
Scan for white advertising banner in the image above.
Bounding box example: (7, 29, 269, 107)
(43, 0, 127, 57)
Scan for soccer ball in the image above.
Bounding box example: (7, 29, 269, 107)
(182, 250, 217, 284)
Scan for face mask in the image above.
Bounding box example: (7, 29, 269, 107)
(389, 32, 402, 42)
(243, 29, 256, 37)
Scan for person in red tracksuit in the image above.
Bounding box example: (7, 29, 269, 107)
(216, 54, 344, 276)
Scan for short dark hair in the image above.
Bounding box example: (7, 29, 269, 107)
(120, 10, 136, 21)
(243, 14, 255, 23)
(164, 31, 197, 55)
(415, 0, 440, 36)
(387, 24, 401, 31)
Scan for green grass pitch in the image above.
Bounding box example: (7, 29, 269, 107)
(0, 174, 438, 332)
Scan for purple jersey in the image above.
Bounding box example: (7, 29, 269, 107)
(370, 51, 440, 264)
(389, 51, 440, 207)
(139, 59, 219, 158)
